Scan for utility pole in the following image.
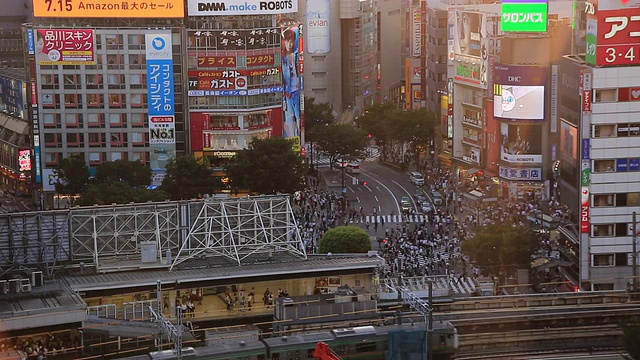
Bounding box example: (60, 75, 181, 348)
(401, 283, 433, 359)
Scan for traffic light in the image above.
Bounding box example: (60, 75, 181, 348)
(363, 181, 368, 187)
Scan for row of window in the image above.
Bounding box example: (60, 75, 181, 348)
(42, 113, 146, 128)
(593, 253, 629, 267)
(189, 93, 281, 108)
(593, 193, 640, 207)
(40, 94, 147, 110)
(593, 123, 640, 137)
(43, 151, 147, 166)
(592, 222, 638, 237)
(592, 159, 640, 173)
(44, 132, 147, 148)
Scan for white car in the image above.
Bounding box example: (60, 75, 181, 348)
(409, 172, 425, 186)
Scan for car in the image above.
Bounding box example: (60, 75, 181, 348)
(400, 196, 412, 213)
(414, 188, 424, 199)
(431, 191, 444, 206)
(409, 172, 425, 186)
(421, 201, 434, 214)
(346, 162, 361, 174)
(334, 158, 349, 168)
(416, 195, 427, 206)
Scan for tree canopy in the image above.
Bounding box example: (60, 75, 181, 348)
(55, 154, 90, 195)
(461, 223, 540, 275)
(310, 124, 368, 169)
(225, 137, 305, 195)
(318, 226, 372, 254)
(160, 155, 219, 200)
(620, 322, 640, 359)
(304, 97, 335, 139)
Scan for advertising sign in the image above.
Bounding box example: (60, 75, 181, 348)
(33, 0, 184, 18)
(588, 7, 640, 66)
(190, 28, 280, 50)
(581, 138, 590, 160)
(492, 63, 547, 85)
(412, 9, 422, 57)
(581, 187, 590, 233)
(499, 166, 542, 181)
(493, 84, 545, 119)
(560, 121, 578, 163)
(188, 0, 298, 16)
(281, 23, 303, 151)
(146, 32, 176, 176)
(452, 11, 485, 57)
(35, 29, 95, 65)
(42, 168, 59, 192)
(0, 76, 25, 119)
(500, 123, 543, 163)
(18, 149, 31, 172)
(188, 69, 277, 92)
(306, 0, 331, 54)
(501, 1, 548, 32)
(550, 65, 558, 133)
(27, 29, 34, 55)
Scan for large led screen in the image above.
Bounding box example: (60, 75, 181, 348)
(493, 85, 545, 119)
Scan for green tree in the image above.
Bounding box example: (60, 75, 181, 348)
(311, 124, 368, 169)
(461, 223, 539, 277)
(94, 160, 152, 187)
(398, 108, 437, 162)
(318, 226, 372, 254)
(225, 137, 305, 195)
(55, 154, 90, 196)
(304, 97, 335, 139)
(620, 322, 640, 359)
(160, 155, 219, 200)
(356, 101, 399, 151)
(77, 182, 169, 206)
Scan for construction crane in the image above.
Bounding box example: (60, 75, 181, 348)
(313, 342, 342, 360)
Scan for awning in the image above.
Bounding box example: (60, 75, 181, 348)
(466, 167, 482, 175)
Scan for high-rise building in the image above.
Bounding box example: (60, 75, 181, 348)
(0, 0, 28, 68)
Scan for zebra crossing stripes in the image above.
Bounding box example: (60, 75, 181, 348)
(351, 214, 428, 224)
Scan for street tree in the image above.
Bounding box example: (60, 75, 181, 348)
(318, 226, 372, 254)
(94, 160, 152, 187)
(399, 108, 437, 162)
(461, 223, 540, 278)
(356, 101, 399, 151)
(225, 137, 305, 195)
(77, 181, 169, 206)
(160, 155, 219, 200)
(55, 154, 90, 196)
(304, 97, 335, 139)
(311, 124, 368, 169)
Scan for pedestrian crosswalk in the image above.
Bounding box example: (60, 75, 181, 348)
(381, 275, 477, 297)
(351, 214, 429, 224)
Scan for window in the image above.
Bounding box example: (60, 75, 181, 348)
(110, 133, 126, 147)
(43, 113, 60, 127)
(89, 152, 103, 164)
(629, 193, 640, 206)
(131, 132, 146, 145)
(42, 94, 60, 107)
(44, 133, 61, 146)
(130, 94, 144, 107)
(40, 74, 57, 85)
(87, 113, 105, 127)
(593, 194, 614, 207)
(44, 152, 59, 165)
(593, 159, 615, 172)
(131, 113, 145, 127)
(109, 113, 124, 126)
(65, 113, 81, 127)
(593, 254, 614, 266)
(66, 133, 83, 147)
(64, 94, 80, 108)
(110, 152, 124, 161)
(108, 94, 122, 107)
(594, 89, 617, 102)
(132, 152, 146, 162)
(593, 224, 613, 237)
(87, 94, 102, 107)
(617, 123, 640, 137)
(594, 124, 615, 137)
(615, 253, 628, 266)
(129, 73, 142, 85)
(88, 132, 105, 146)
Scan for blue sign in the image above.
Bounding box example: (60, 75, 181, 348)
(34, 145, 41, 183)
(146, 59, 174, 116)
(27, 29, 34, 55)
(617, 158, 628, 172)
(0, 76, 25, 119)
(630, 158, 640, 171)
(188, 85, 284, 97)
(581, 139, 590, 160)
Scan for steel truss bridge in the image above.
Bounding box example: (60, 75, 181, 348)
(0, 195, 306, 276)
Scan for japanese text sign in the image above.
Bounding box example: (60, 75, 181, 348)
(32, 0, 184, 18)
(35, 29, 95, 65)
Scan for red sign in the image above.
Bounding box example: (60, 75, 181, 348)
(594, 8, 640, 65)
(36, 29, 95, 65)
(581, 188, 590, 233)
(583, 90, 592, 112)
(197, 56, 237, 68)
(188, 68, 279, 78)
(18, 149, 31, 172)
(150, 116, 174, 123)
(31, 83, 37, 105)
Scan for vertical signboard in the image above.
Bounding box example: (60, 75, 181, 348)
(405, 58, 411, 109)
(412, 9, 422, 57)
(550, 64, 558, 133)
(27, 29, 35, 55)
(306, 0, 331, 54)
(281, 23, 303, 152)
(146, 32, 175, 185)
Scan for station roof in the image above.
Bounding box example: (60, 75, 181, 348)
(63, 253, 383, 293)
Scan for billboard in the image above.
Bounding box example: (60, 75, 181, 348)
(33, 0, 184, 18)
(560, 120, 578, 163)
(18, 149, 31, 172)
(190, 29, 280, 51)
(0, 76, 25, 119)
(500, 123, 543, 163)
(35, 29, 95, 65)
(587, 7, 640, 66)
(492, 63, 547, 86)
(306, 0, 331, 54)
(501, 0, 548, 32)
(412, 9, 422, 57)
(493, 85, 545, 119)
(499, 166, 542, 181)
(452, 11, 484, 57)
(281, 23, 303, 152)
(188, 68, 279, 92)
(146, 32, 176, 180)
(188, 0, 298, 16)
